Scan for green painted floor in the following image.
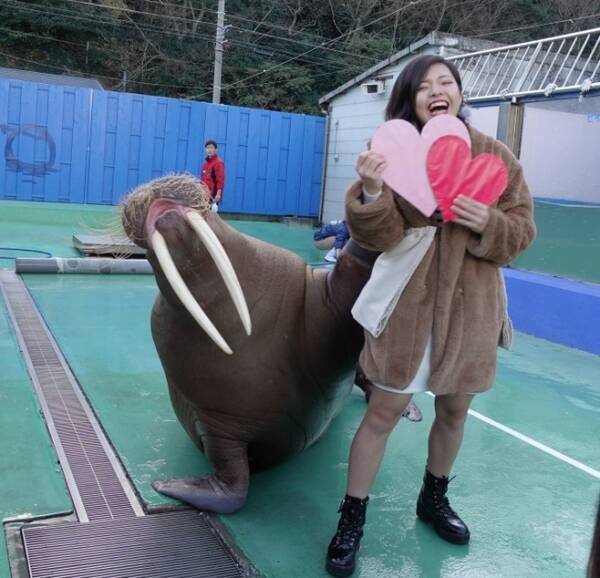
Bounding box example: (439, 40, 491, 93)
(15, 273, 599, 578)
(0, 200, 599, 577)
(2, 198, 599, 282)
(0, 200, 116, 266)
(0, 200, 324, 267)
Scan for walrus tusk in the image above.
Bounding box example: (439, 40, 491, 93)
(185, 211, 252, 336)
(151, 230, 233, 355)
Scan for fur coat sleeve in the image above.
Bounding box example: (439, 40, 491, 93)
(465, 138, 536, 265)
(344, 183, 407, 252)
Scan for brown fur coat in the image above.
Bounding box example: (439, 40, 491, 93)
(346, 126, 536, 394)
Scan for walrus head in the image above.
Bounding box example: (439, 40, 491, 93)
(120, 174, 251, 355)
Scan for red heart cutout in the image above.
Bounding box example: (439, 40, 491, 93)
(427, 135, 509, 222)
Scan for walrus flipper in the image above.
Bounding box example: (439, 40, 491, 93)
(152, 437, 249, 514)
(152, 475, 248, 513)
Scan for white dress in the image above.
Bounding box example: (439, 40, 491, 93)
(371, 336, 432, 395)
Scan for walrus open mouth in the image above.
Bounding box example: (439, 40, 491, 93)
(145, 197, 252, 355)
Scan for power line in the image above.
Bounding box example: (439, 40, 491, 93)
(45, 0, 219, 33)
(0, 41, 352, 103)
(34, 0, 371, 63)
(372, 0, 495, 37)
(134, 0, 377, 49)
(51, 0, 384, 63)
(135, 0, 311, 34)
(2, 1, 217, 68)
(0, 21, 213, 70)
(467, 13, 600, 39)
(228, 24, 379, 62)
(0, 25, 122, 55)
(2, 0, 216, 43)
(0, 8, 365, 94)
(221, 66, 353, 94)
(0, 46, 351, 108)
(190, 0, 434, 99)
(2, 0, 363, 73)
(224, 0, 511, 71)
(0, 48, 204, 89)
(5, 0, 385, 64)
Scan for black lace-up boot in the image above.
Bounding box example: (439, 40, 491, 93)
(416, 470, 470, 545)
(325, 495, 369, 577)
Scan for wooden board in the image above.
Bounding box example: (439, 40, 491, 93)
(72, 234, 146, 256)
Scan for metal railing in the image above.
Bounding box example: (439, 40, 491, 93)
(448, 27, 600, 102)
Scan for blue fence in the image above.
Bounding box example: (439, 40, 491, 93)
(0, 79, 325, 217)
(504, 268, 600, 355)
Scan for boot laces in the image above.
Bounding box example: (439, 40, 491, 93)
(433, 493, 458, 518)
(333, 503, 364, 546)
(432, 475, 458, 518)
(333, 520, 362, 548)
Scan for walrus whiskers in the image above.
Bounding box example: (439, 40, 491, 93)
(150, 229, 233, 355)
(185, 211, 252, 336)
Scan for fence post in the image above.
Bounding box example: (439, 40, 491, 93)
(496, 100, 524, 158)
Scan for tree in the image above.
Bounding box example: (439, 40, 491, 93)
(1, 0, 597, 113)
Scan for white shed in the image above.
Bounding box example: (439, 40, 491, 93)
(317, 31, 501, 222)
(318, 28, 600, 220)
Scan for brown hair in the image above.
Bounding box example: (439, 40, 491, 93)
(385, 54, 464, 130)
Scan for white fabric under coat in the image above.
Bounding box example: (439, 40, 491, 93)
(351, 226, 437, 338)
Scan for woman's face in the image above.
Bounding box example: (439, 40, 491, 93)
(414, 63, 462, 126)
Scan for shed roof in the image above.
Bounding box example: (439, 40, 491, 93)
(0, 67, 103, 89)
(319, 31, 500, 106)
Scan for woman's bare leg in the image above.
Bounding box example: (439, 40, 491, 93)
(346, 388, 414, 498)
(427, 393, 473, 477)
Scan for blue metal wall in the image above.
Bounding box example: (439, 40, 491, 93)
(0, 79, 325, 217)
(504, 268, 600, 355)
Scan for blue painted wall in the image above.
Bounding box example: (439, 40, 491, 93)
(504, 268, 600, 355)
(0, 79, 325, 217)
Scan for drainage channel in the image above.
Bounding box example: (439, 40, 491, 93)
(0, 271, 249, 578)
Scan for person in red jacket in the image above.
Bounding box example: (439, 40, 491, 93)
(200, 140, 225, 209)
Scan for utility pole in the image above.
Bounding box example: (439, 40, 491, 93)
(212, 0, 225, 104)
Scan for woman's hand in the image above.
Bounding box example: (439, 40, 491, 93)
(451, 196, 490, 233)
(355, 151, 387, 196)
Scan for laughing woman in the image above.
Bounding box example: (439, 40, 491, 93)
(325, 54, 536, 577)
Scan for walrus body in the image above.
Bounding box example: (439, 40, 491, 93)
(121, 175, 376, 513)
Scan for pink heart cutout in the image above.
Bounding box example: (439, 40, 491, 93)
(427, 135, 509, 222)
(370, 115, 470, 217)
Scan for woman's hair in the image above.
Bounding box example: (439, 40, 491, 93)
(385, 55, 464, 129)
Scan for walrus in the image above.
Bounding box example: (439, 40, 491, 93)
(120, 174, 379, 514)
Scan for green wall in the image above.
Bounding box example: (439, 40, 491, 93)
(512, 201, 599, 283)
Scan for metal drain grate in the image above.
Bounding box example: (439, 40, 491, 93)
(1, 270, 249, 577)
(22, 510, 245, 578)
(0, 270, 141, 523)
